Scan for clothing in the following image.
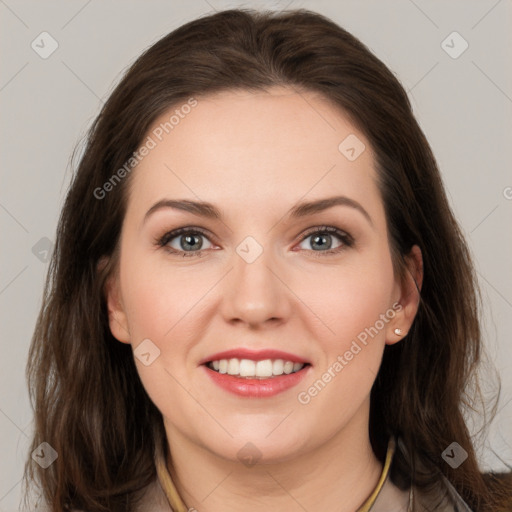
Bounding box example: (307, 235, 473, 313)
(137, 436, 474, 511)
(33, 437, 474, 511)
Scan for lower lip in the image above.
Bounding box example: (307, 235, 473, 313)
(202, 364, 311, 398)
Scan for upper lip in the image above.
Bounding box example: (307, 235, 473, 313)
(199, 348, 310, 366)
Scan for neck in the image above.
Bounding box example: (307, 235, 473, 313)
(163, 402, 383, 512)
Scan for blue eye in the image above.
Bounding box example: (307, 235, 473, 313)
(297, 226, 353, 256)
(158, 227, 214, 257)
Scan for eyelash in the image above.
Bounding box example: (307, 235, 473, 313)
(155, 225, 354, 258)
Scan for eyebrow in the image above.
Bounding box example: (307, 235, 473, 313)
(144, 195, 373, 225)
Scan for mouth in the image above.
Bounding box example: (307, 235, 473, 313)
(201, 356, 312, 398)
(206, 358, 309, 378)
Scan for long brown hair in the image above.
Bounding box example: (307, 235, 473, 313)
(24, 8, 511, 511)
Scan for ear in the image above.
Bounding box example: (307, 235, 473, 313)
(386, 244, 423, 345)
(100, 258, 131, 344)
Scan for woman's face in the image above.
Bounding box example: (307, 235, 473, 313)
(107, 86, 419, 463)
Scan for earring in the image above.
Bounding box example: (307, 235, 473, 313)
(394, 328, 403, 336)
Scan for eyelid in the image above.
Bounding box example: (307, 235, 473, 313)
(299, 225, 353, 243)
(157, 226, 215, 246)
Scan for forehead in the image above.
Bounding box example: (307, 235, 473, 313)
(126, 87, 381, 221)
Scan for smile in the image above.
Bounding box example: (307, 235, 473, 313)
(202, 358, 311, 398)
(208, 358, 305, 378)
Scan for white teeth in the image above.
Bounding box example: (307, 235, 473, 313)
(218, 359, 228, 374)
(255, 359, 273, 377)
(208, 358, 306, 378)
(272, 359, 284, 375)
(283, 361, 294, 374)
(227, 358, 240, 375)
(239, 359, 256, 377)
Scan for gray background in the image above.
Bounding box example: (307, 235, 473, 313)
(1, 0, 511, 510)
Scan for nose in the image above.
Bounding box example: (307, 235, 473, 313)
(219, 244, 292, 328)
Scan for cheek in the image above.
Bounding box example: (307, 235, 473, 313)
(295, 246, 396, 349)
(117, 247, 216, 406)
(119, 247, 210, 342)
(118, 254, 207, 420)
(293, 256, 395, 435)
(336, 268, 394, 344)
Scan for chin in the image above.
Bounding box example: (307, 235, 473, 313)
(203, 419, 310, 464)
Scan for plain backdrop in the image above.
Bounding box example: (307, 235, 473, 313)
(1, 1, 511, 510)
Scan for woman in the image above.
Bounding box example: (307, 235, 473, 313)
(24, 8, 511, 512)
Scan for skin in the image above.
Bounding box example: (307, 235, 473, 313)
(106, 86, 423, 512)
